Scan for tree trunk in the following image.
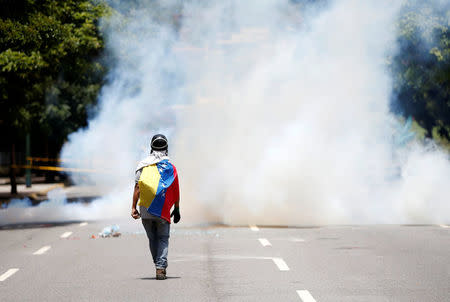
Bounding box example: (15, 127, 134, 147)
(10, 143, 17, 195)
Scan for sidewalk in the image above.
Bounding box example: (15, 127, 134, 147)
(0, 183, 64, 203)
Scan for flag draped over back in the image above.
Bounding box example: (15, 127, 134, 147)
(138, 159, 179, 222)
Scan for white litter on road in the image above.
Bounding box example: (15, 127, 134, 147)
(297, 290, 317, 302)
(249, 225, 259, 231)
(33, 245, 51, 255)
(79, 222, 88, 227)
(60, 231, 73, 238)
(439, 224, 449, 229)
(272, 257, 289, 271)
(258, 238, 272, 247)
(99, 225, 121, 238)
(0, 268, 19, 282)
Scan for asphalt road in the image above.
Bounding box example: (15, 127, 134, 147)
(0, 220, 449, 302)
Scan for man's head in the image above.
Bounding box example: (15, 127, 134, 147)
(151, 134, 168, 153)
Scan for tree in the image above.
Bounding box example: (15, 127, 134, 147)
(0, 0, 111, 192)
(391, 1, 450, 146)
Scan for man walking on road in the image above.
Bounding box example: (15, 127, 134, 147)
(131, 134, 180, 280)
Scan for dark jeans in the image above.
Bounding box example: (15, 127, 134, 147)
(142, 217, 170, 269)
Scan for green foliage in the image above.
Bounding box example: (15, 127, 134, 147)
(0, 0, 111, 155)
(392, 0, 450, 148)
(0, 49, 46, 73)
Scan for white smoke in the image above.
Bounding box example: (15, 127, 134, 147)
(0, 188, 131, 225)
(0, 188, 86, 225)
(8, 0, 448, 226)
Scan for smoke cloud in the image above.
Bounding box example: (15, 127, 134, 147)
(5, 0, 449, 226)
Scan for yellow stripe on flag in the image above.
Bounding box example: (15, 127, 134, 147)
(138, 165, 161, 208)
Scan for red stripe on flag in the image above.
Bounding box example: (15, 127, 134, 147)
(161, 164, 180, 223)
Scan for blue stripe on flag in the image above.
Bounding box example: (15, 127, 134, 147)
(148, 160, 175, 216)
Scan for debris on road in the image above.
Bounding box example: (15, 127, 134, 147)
(99, 224, 121, 238)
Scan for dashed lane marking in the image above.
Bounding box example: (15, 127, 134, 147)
(60, 231, 73, 238)
(439, 224, 449, 229)
(0, 268, 19, 282)
(33, 245, 51, 255)
(249, 225, 259, 231)
(297, 290, 317, 302)
(172, 254, 293, 273)
(258, 238, 272, 247)
(272, 257, 289, 271)
(79, 222, 88, 227)
(290, 238, 305, 242)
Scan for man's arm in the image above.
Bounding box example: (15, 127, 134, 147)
(131, 183, 140, 219)
(174, 169, 180, 208)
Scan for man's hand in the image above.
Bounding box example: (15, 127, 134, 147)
(131, 183, 140, 219)
(171, 206, 180, 223)
(131, 208, 140, 219)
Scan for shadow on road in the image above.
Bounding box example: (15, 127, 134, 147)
(139, 277, 181, 280)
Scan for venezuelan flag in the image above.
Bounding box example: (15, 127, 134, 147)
(138, 159, 179, 222)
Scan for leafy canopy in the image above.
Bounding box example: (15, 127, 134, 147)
(0, 0, 111, 154)
(392, 0, 450, 147)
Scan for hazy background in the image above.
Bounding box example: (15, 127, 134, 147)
(4, 0, 449, 226)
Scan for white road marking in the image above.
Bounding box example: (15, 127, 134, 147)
(258, 238, 272, 247)
(172, 255, 294, 273)
(60, 231, 73, 238)
(249, 225, 259, 231)
(0, 268, 19, 282)
(297, 290, 317, 302)
(79, 222, 88, 227)
(439, 224, 449, 229)
(33, 245, 51, 255)
(272, 257, 289, 271)
(290, 238, 305, 242)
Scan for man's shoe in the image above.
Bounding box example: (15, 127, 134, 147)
(156, 268, 166, 280)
